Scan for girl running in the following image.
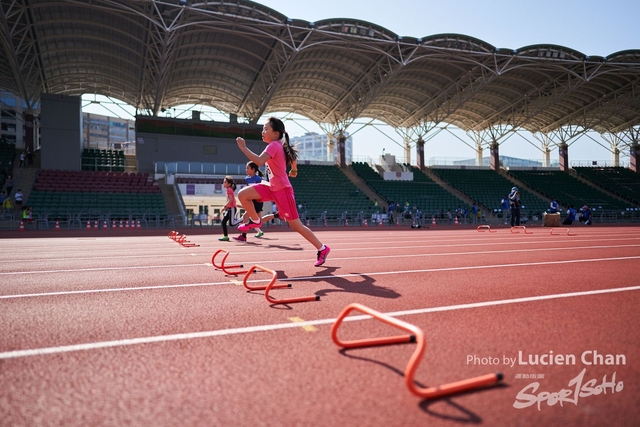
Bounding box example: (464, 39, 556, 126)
(235, 117, 330, 266)
(234, 161, 265, 242)
(218, 176, 242, 241)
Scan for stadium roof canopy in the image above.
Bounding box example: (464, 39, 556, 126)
(1, 0, 640, 140)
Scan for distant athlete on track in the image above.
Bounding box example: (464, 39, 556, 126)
(218, 176, 243, 241)
(234, 161, 266, 242)
(235, 117, 330, 266)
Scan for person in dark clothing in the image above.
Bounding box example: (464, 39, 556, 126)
(563, 205, 577, 225)
(509, 186, 521, 226)
(579, 205, 592, 225)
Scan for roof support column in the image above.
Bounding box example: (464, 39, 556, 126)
(489, 142, 500, 171)
(23, 112, 35, 152)
(631, 143, 640, 173)
(326, 133, 335, 163)
(543, 126, 585, 171)
(612, 126, 640, 172)
(612, 147, 620, 167)
(404, 135, 411, 165)
(416, 138, 425, 171)
(476, 144, 483, 167)
(543, 146, 552, 168)
(337, 131, 346, 168)
(558, 143, 569, 171)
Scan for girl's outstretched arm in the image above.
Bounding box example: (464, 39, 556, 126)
(236, 137, 270, 166)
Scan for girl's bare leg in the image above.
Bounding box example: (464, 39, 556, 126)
(287, 218, 322, 250)
(237, 186, 260, 221)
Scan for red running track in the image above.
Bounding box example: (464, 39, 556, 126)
(1, 225, 639, 427)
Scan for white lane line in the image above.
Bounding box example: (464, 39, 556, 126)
(0, 281, 230, 299)
(2, 255, 639, 299)
(0, 263, 211, 275)
(3, 235, 639, 264)
(1, 285, 638, 360)
(3, 244, 640, 275)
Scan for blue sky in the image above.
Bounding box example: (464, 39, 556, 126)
(84, 0, 640, 165)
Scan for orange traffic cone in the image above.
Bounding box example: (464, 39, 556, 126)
(454, 217, 459, 226)
(119, 220, 123, 228)
(112, 220, 116, 229)
(94, 220, 99, 229)
(345, 218, 349, 227)
(137, 220, 141, 229)
(86, 220, 91, 230)
(363, 219, 368, 226)
(103, 221, 108, 230)
(19, 221, 25, 231)
(55, 220, 60, 230)
(431, 217, 437, 226)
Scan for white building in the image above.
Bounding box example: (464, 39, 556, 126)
(1, 90, 134, 152)
(290, 132, 353, 163)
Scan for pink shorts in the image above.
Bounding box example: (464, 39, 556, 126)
(252, 184, 299, 221)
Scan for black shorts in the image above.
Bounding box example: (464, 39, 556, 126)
(252, 200, 263, 214)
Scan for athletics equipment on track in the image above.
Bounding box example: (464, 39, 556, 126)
(331, 303, 503, 399)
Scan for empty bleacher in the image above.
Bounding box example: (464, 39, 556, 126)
(290, 164, 377, 223)
(508, 170, 635, 211)
(573, 167, 640, 205)
(351, 162, 465, 216)
(28, 169, 167, 227)
(82, 148, 125, 172)
(431, 168, 549, 217)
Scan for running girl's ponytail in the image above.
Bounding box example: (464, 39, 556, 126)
(282, 132, 298, 166)
(268, 116, 298, 165)
(247, 161, 264, 177)
(224, 175, 237, 190)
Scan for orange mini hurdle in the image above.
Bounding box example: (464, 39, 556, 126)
(242, 265, 319, 304)
(331, 303, 503, 399)
(550, 228, 576, 236)
(212, 249, 248, 275)
(477, 225, 497, 233)
(510, 226, 533, 234)
(176, 234, 199, 247)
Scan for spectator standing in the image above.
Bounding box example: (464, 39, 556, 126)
(19, 151, 26, 168)
(5, 175, 13, 196)
(500, 195, 510, 224)
(14, 189, 23, 209)
(2, 195, 13, 213)
(509, 187, 521, 226)
(26, 147, 34, 167)
(22, 206, 33, 229)
(471, 202, 479, 224)
(563, 205, 577, 225)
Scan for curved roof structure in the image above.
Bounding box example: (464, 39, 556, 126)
(1, 0, 639, 139)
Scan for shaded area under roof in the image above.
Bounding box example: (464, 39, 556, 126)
(0, 0, 639, 141)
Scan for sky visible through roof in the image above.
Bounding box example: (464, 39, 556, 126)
(83, 0, 640, 165)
